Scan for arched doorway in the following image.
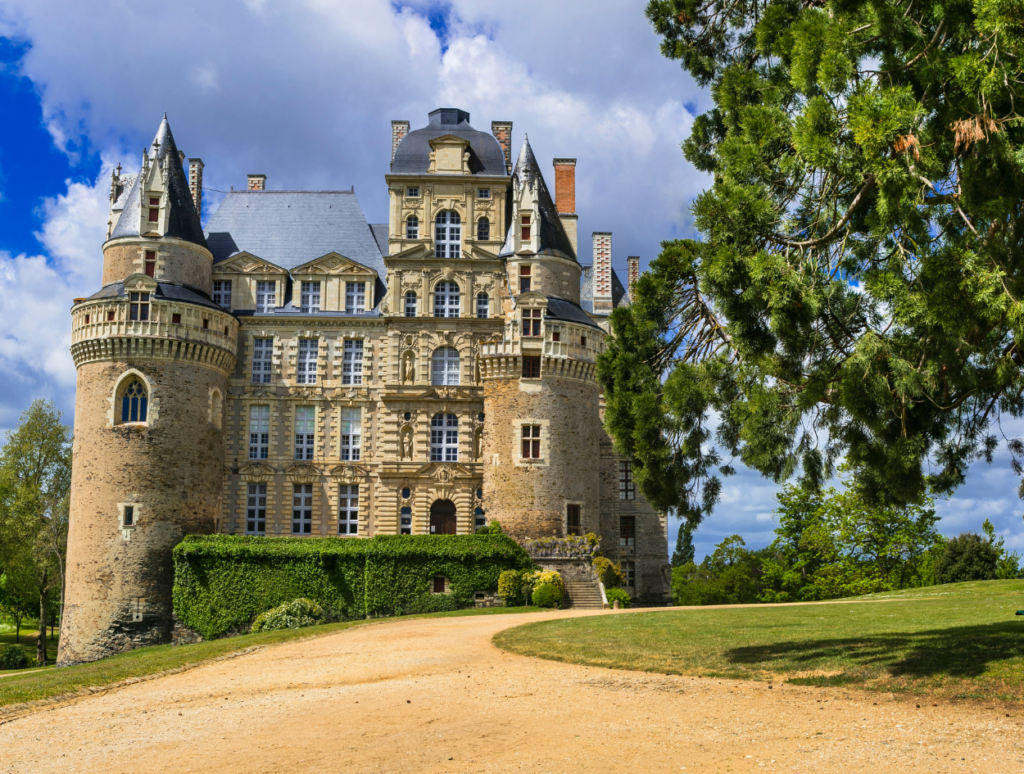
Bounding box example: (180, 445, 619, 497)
(429, 499, 457, 535)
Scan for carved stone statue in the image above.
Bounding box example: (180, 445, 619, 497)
(401, 353, 415, 384)
(401, 429, 413, 460)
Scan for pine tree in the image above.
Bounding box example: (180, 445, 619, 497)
(672, 520, 697, 567)
(599, 0, 1024, 518)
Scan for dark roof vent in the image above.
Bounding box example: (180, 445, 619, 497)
(429, 108, 470, 126)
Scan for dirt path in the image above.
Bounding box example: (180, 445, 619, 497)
(1, 607, 1022, 773)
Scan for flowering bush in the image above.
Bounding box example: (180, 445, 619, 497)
(251, 598, 325, 633)
(525, 569, 564, 594)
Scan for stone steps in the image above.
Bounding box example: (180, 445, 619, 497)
(562, 580, 605, 610)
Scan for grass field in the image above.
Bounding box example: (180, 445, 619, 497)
(0, 606, 541, 709)
(0, 624, 59, 667)
(494, 580, 1024, 704)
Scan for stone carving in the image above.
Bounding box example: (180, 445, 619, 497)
(433, 465, 454, 485)
(401, 352, 415, 384)
(400, 427, 413, 460)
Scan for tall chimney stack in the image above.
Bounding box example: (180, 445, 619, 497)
(188, 158, 204, 215)
(491, 121, 513, 173)
(592, 232, 613, 312)
(553, 158, 578, 258)
(248, 174, 266, 191)
(391, 120, 410, 164)
(627, 256, 639, 303)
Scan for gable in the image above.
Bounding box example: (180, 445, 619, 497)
(291, 252, 378, 278)
(212, 251, 287, 276)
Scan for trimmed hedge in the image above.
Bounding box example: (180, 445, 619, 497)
(173, 533, 534, 638)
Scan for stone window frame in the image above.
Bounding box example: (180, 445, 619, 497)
(293, 404, 317, 461)
(476, 216, 490, 242)
(341, 338, 364, 385)
(404, 291, 418, 317)
(338, 483, 360, 536)
(300, 281, 322, 314)
(255, 280, 277, 313)
(620, 560, 636, 589)
(432, 279, 461, 318)
(564, 501, 583, 537)
(109, 368, 157, 428)
(212, 279, 232, 310)
(475, 292, 489, 319)
(246, 483, 268, 535)
(117, 502, 141, 538)
(512, 418, 550, 468)
(209, 387, 224, 430)
(339, 407, 362, 461)
(251, 335, 275, 384)
(345, 281, 366, 314)
(406, 215, 419, 240)
(431, 346, 461, 386)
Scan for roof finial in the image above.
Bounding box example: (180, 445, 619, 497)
(163, 111, 168, 119)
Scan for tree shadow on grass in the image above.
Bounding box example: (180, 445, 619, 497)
(723, 621, 1024, 685)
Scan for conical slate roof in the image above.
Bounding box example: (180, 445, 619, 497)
(499, 137, 577, 261)
(109, 115, 207, 248)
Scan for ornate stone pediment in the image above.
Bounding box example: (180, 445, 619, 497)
(415, 386, 474, 401)
(239, 462, 276, 481)
(292, 386, 322, 400)
(292, 252, 375, 277)
(214, 251, 286, 276)
(413, 463, 472, 481)
(329, 464, 369, 482)
(286, 463, 322, 482)
(246, 385, 273, 398)
(122, 273, 158, 293)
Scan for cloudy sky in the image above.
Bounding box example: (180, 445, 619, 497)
(0, 0, 1019, 559)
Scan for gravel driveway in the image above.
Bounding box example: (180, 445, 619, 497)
(1, 607, 1021, 772)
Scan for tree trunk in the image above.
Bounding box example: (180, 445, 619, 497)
(37, 574, 48, 667)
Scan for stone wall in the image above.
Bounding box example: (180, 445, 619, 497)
(102, 238, 213, 292)
(59, 358, 228, 665)
(506, 256, 582, 303)
(482, 375, 600, 536)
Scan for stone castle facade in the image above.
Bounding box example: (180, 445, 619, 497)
(58, 109, 669, 665)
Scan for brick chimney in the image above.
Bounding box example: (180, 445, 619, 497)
(248, 174, 266, 191)
(391, 120, 410, 163)
(592, 232, 613, 312)
(491, 121, 513, 173)
(627, 256, 639, 302)
(188, 158, 204, 215)
(553, 158, 578, 257)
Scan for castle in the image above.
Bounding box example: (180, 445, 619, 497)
(58, 109, 669, 665)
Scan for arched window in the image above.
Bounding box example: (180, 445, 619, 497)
(406, 215, 419, 240)
(477, 217, 490, 241)
(431, 347, 460, 386)
(435, 210, 461, 258)
(120, 379, 148, 424)
(430, 413, 459, 462)
(405, 291, 417, 318)
(433, 281, 460, 318)
(476, 292, 489, 319)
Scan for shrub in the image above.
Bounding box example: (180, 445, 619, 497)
(936, 533, 999, 584)
(525, 569, 564, 595)
(0, 644, 28, 670)
(498, 569, 526, 605)
(252, 598, 326, 633)
(593, 556, 624, 588)
(487, 521, 503, 534)
(604, 588, 631, 608)
(532, 583, 563, 608)
(173, 533, 534, 638)
(408, 594, 460, 614)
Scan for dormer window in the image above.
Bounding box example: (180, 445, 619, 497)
(129, 292, 150, 321)
(477, 188, 490, 199)
(148, 197, 159, 223)
(345, 281, 366, 314)
(301, 281, 321, 314)
(213, 280, 232, 310)
(407, 187, 420, 198)
(256, 281, 276, 313)
(519, 265, 531, 294)
(521, 214, 531, 241)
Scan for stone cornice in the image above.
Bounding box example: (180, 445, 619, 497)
(71, 335, 237, 376)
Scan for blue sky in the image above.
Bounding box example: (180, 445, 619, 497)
(0, 0, 1019, 561)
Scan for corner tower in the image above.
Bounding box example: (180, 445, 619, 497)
(481, 139, 602, 538)
(59, 116, 238, 665)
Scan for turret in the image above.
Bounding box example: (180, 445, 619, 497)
(481, 139, 602, 538)
(59, 115, 238, 665)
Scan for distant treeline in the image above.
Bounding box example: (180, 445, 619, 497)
(672, 474, 1022, 606)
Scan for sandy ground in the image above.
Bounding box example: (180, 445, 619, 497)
(1, 607, 1022, 773)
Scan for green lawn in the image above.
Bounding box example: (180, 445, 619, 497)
(0, 606, 540, 709)
(0, 624, 59, 667)
(494, 580, 1024, 704)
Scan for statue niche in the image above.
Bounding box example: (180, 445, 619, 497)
(400, 427, 414, 460)
(401, 351, 416, 384)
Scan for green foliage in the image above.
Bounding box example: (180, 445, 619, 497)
(407, 594, 460, 614)
(531, 583, 563, 609)
(486, 521, 503, 534)
(0, 643, 28, 670)
(498, 570, 527, 606)
(592, 556, 624, 588)
(251, 598, 325, 633)
(936, 534, 1000, 584)
(604, 588, 632, 608)
(982, 519, 1024, 579)
(672, 520, 696, 567)
(173, 534, 534, 638)
(605, 0, 1024, 521)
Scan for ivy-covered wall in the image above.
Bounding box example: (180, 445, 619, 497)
(172, 534, 534, 638)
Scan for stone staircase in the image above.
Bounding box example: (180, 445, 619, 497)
(563, 578, 605, 609)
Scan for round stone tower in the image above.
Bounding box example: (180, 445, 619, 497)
(480, 136, 602, 538)
(58, 116, 238, 665)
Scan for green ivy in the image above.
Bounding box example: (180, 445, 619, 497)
(172, 534, 534, 638)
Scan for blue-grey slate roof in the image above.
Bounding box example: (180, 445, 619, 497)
(579, 265, 628, 315)
(204, 190, 388, 303)
(83, 281, 223, 311)
(369, 224, 389, 257)
(545, 297, 602, 329)
(110, 116, 207, 248)
(391, 109, 508, 177)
